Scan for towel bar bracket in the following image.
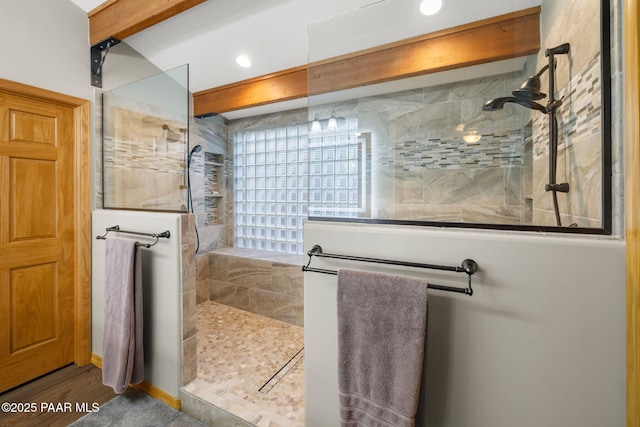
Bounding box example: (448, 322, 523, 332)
(461, 259, 478, 276)
(96, 225, 171, 248)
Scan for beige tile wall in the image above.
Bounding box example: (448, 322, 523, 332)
(181, 214, 197, 385)
(197, 250, 304, 327)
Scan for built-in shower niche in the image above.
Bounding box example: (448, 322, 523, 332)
(204, 152, 224, 226)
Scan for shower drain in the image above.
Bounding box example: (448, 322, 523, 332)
(258, 347, 304, 394)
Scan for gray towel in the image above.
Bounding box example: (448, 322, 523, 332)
(102, 238, 144, 394)
(337, 269, 429, 427)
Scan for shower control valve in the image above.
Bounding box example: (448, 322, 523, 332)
(547, 97, 564, 113)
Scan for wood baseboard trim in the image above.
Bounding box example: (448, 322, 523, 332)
(90, 353, 102, 368)
(90, 353, 181, 410)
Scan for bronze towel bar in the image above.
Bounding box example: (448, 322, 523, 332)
(302, 244, 478, 296)
(96, 225, 171, 248)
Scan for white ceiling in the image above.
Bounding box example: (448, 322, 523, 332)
(70, 0, 541, 93)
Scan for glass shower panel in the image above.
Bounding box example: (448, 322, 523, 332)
(102, 65, 189, 212)
(307, 0, 609, 232)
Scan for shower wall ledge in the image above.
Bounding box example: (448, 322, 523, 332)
(210, 247, 303, 266)
(207, 248, 305, 326)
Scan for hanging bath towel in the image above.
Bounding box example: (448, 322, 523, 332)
(337, 269, 429, 427)
(102, 238, 144, 394)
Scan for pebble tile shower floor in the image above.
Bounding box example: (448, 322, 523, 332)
(182, 301, 304, 427)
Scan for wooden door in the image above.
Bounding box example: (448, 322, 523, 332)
(0, 91, 76, 392)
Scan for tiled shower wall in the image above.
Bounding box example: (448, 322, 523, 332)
(176, 40, 606, 253)
(104, 56, 605, 231)
(190, 115, 231, 253)
(531, 0, 604, 227)
(190, 111, 309, 328)
(309, 70, 532, 224)
(308, 44, 604, 227)
(182, 214, 197, 385)
(101, 93, 189, 212)
(195, 249, 304, 327)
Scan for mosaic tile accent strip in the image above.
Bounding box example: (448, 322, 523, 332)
(183, 301, 304, 427)
(391, 131, 525, 172)
(102, 108, 188, 211)
(103, 108, 187, 173)
(532, 52, 602, 158)
(530, 51, 603, 225)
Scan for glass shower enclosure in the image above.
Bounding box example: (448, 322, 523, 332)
(101, 65, 190, 212)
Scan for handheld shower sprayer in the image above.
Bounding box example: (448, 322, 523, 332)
(482, 42, 570, 226)
(189, 144, 203, 165)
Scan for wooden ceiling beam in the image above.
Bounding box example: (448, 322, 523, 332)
(309, 7, 540, 96)
(88, 0, 206, 46)
(193, 7, 540, 116)
(194, 66, 308, 118)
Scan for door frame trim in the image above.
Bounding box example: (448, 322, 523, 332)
(626, 0, 640, 425)
(0, 78, 92, 366)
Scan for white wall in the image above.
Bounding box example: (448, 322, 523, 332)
(0, 3, 189, 399)
(0, 1, 165, 109)
(92, 210, 184, 397)
(304, 221, 625, 427)
(0, 0, 92, 100)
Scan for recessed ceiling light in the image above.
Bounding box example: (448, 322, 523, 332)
(235, 55, 253, 68)
(463, 131, 482, 144)
(419, 0, 445, 16)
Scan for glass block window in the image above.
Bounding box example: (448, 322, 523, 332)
(308, 116, 364, 218)
(233, 116, 363, 255)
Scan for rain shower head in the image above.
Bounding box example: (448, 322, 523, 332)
(482, 97, 514, 111)
(161, 124, 183, 142)
(482, 96, 547, 113)
(512, 63, 550, 101)
(512, 75, 546, 100)
(483, 61, 552, 113)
